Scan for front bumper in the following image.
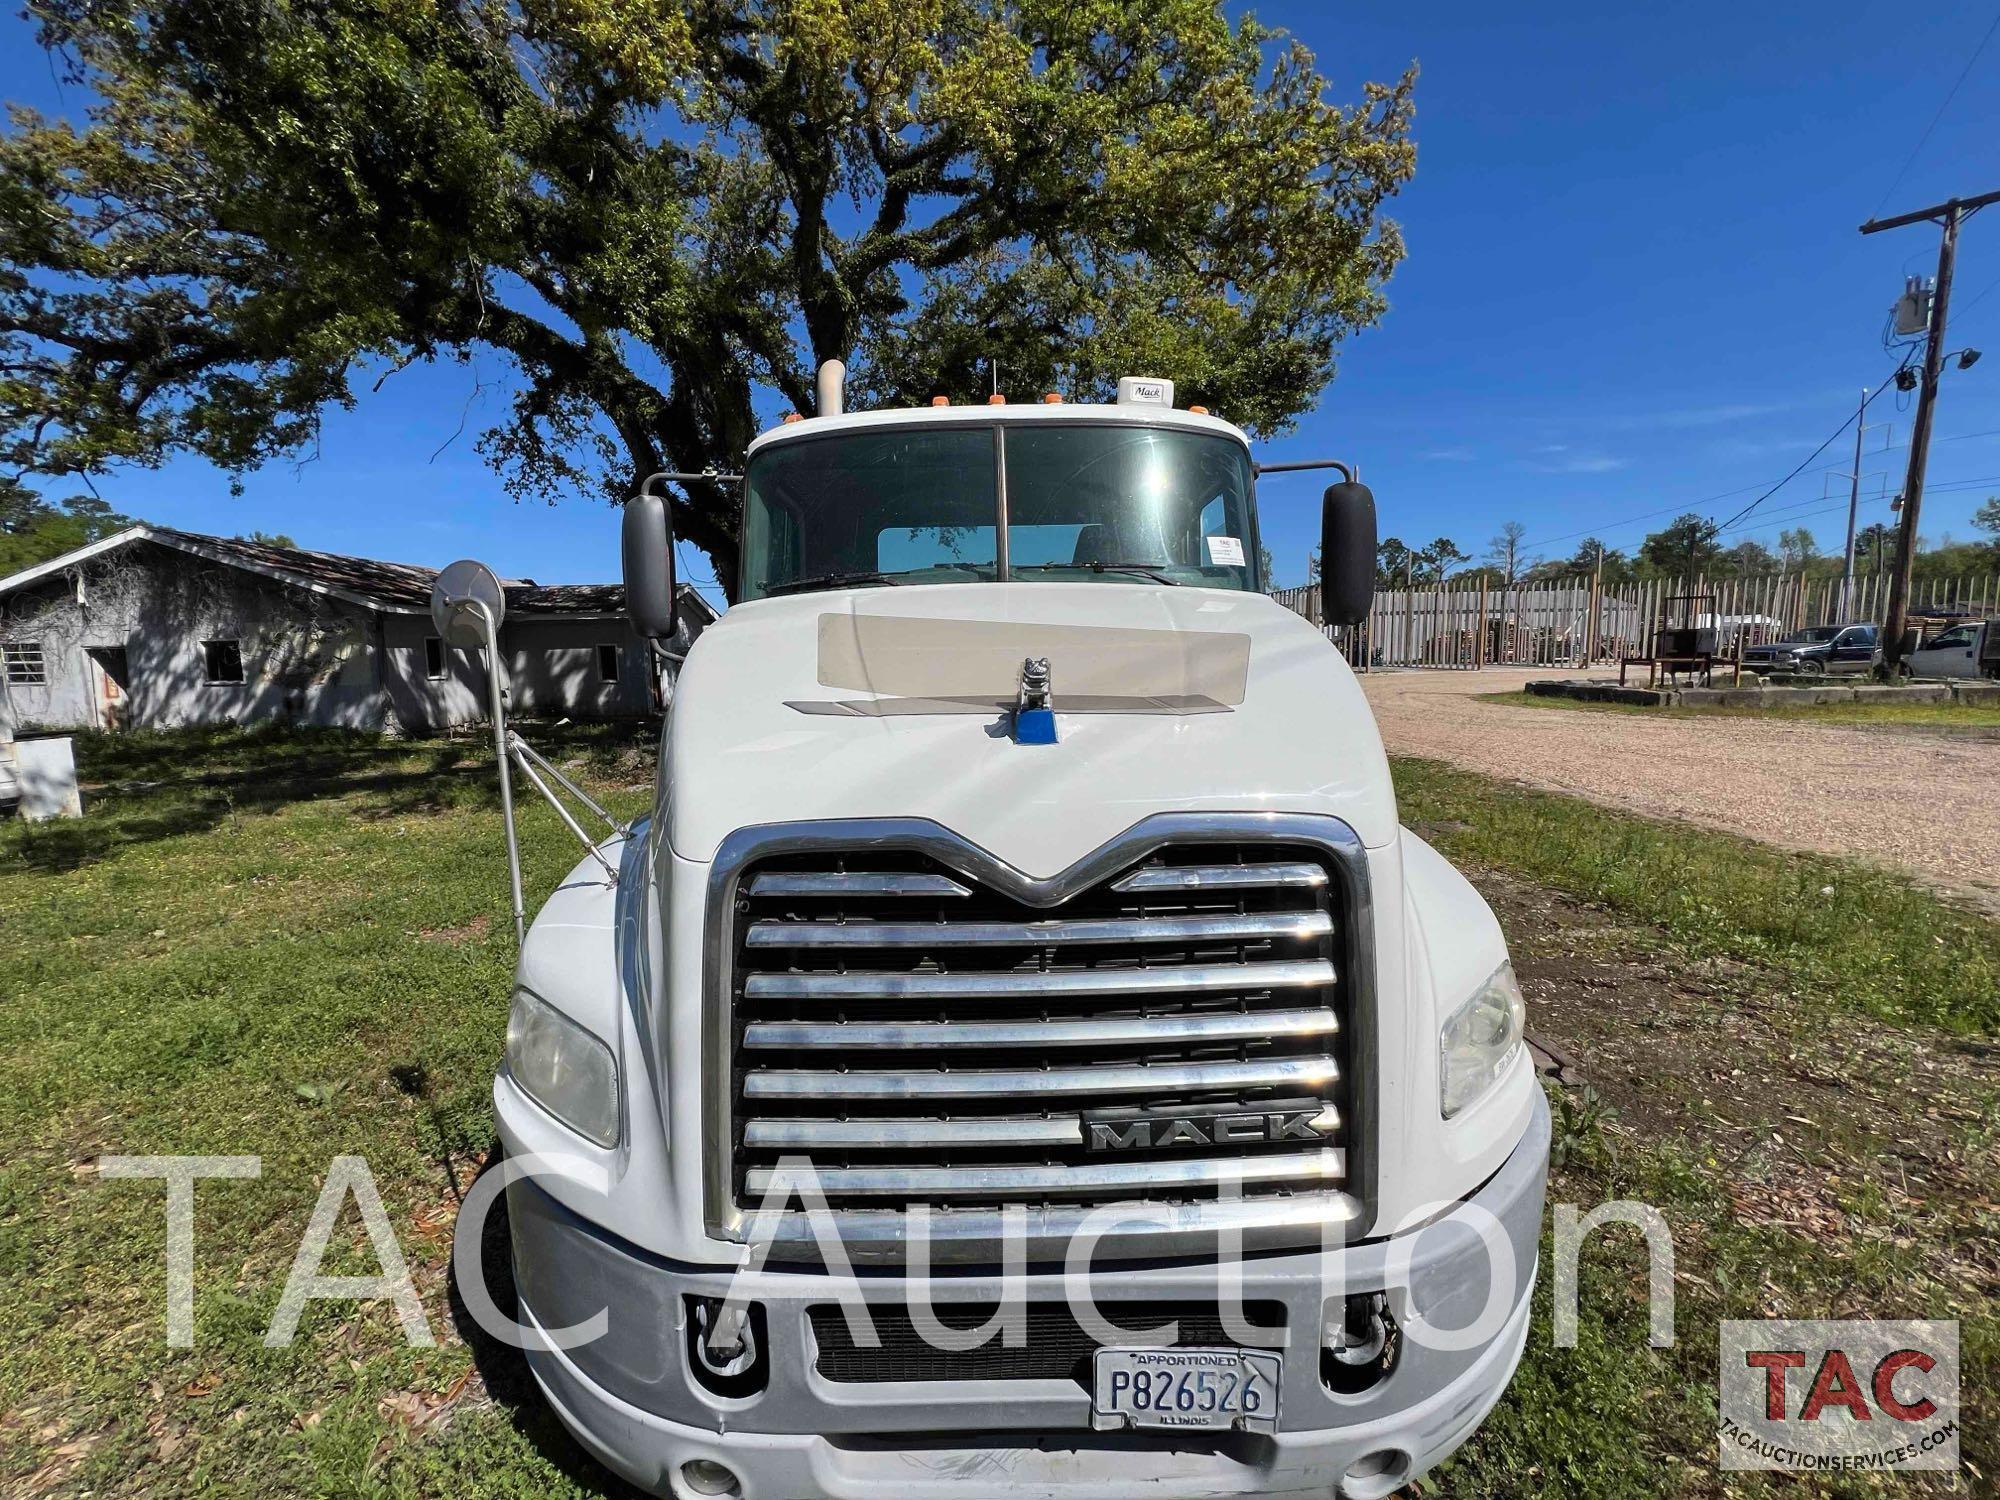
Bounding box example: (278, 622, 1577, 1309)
(506, 1092, 1550, 1500)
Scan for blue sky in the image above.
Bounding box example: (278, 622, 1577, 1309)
(5, 1, 1999, 599)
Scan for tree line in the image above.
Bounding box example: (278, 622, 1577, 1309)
(1334, 504, 2000, 590)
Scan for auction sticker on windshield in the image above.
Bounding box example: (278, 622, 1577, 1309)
(1092, 1348, 1280, 1434)
(1205, 535, 1246, 566)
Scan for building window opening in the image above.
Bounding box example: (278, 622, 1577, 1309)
(3, 641, 46, 685)
(202, 639, 245, 684)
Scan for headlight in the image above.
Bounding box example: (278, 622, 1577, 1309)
(1440, 961, 1526, 1118)
(507, 988, 620, 1146)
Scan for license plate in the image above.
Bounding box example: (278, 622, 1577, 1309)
(1091, 1347, 1280, 1434)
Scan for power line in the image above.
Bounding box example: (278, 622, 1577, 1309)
(1713, 482, 2000, 554)
(1717, 473, 2000, 539)
(1517, 433, 1998, 558)
(1518, 356, 1926, 557)
(1518, 478, 1781, 555)
(1952, 269, 2000, 320)
(1870, 7, 2000, 219)
(1920, 472, 2000, 493)
(1715, 498, 1878, 542)
(1714, 374, 1910, 533)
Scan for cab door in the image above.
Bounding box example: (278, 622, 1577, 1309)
(1828, 626, 1876, 674)
(1907, 624, 1978, 679)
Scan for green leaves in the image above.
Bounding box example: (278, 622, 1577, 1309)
(4, 0, 1415, 589)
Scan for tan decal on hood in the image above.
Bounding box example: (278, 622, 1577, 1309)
(816, 614, 1252, 706)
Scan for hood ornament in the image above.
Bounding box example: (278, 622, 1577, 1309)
(1014, 657, 1057, 744)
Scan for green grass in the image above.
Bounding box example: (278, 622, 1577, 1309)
(1393, 754, 2000, 1033)
(1478, 689, 2000, 729)
(1441, 1072, 1996, 1499)
(0, 723, 656, 1498)
(2, 728, 1993, 1497)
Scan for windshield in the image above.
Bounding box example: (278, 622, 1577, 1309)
(739, 422, 1258, 600)
(1781, 627, 1842, 644)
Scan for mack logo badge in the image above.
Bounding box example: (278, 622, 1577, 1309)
(1087, 1110, 1330, 1151)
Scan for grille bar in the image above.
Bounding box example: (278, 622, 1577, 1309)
(744, 1116, 1085, 1148)
(743, 1007, 1338, 1051)
(748, 871, 973, 898)
(744, 1054, 1338, 1101)
(744, 958, 1334, 1001)
(746, 910, 1331, 949)
(742, 1104, 1343, 1151)
(745, 1149, 1346, 1198)
(1110, 861, 1329, 893)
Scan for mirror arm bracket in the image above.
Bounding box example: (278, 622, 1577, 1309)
(1254, 458, 1355, 482)
(639, 470, 743, 500)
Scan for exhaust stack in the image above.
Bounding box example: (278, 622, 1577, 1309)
(816, 359, 845, 418)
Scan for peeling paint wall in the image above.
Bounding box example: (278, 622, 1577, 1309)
(0, 541, 703, 735)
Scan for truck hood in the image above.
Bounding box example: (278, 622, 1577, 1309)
(665, 583, 1397, 875)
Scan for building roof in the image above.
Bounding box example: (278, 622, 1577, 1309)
(0, 524, 716, 623)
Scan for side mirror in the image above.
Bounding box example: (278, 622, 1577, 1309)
(622, 494, 678, 639)
(1320, 481, 1377, 626)
(430, 559, 507, 648)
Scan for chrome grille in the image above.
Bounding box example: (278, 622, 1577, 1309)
(724, 842, 1353, 1214)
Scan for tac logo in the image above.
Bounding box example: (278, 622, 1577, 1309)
(1718, 1320, 1958, 1472)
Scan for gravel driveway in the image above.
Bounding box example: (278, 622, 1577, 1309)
(1363, 667, 2000, 915)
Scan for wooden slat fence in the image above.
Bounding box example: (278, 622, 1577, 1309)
(1271, 571, 2000, 670)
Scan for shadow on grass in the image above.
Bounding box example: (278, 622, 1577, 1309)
(447, 1151, 648, 1499)
(3, 721, 658, 875)
(4, 747, 488, 874)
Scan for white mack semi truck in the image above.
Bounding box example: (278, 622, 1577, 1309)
(459, 369, 1549, 1500)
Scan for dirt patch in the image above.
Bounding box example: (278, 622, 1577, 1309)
(1366, 667, 2000, 916)
(418, 912, 491, 945)
(1469, 862, 2000, 1277)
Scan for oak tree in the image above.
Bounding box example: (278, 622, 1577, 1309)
(2, 0, 1416, 590)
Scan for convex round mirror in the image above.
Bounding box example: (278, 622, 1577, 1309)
(431, 558, 507, 648)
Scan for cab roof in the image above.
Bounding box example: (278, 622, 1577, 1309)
(745, 400, 1251, 460)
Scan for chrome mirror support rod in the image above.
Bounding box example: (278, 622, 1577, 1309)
(432, 559, 626, 954)
(505, 731, 623, 885)
(431, 559, 528, 949)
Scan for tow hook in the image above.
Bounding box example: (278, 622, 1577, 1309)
(687, 1296, 768, 1396)
(1321, 1292, 1400, 1395)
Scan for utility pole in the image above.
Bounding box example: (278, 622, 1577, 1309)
(1860, 187, 2000, 673)
(1840, 387, 1866, 619)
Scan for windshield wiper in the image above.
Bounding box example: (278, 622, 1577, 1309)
(763, 571, 899, 597)
(1013, 561, 1181, 586)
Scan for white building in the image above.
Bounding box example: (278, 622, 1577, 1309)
(0, 526, 712, 734)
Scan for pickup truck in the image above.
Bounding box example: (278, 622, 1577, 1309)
(1903, 618, 2000, 680)
(1739, 622, 1879, 677)
(482, 369, 1550, 1500)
